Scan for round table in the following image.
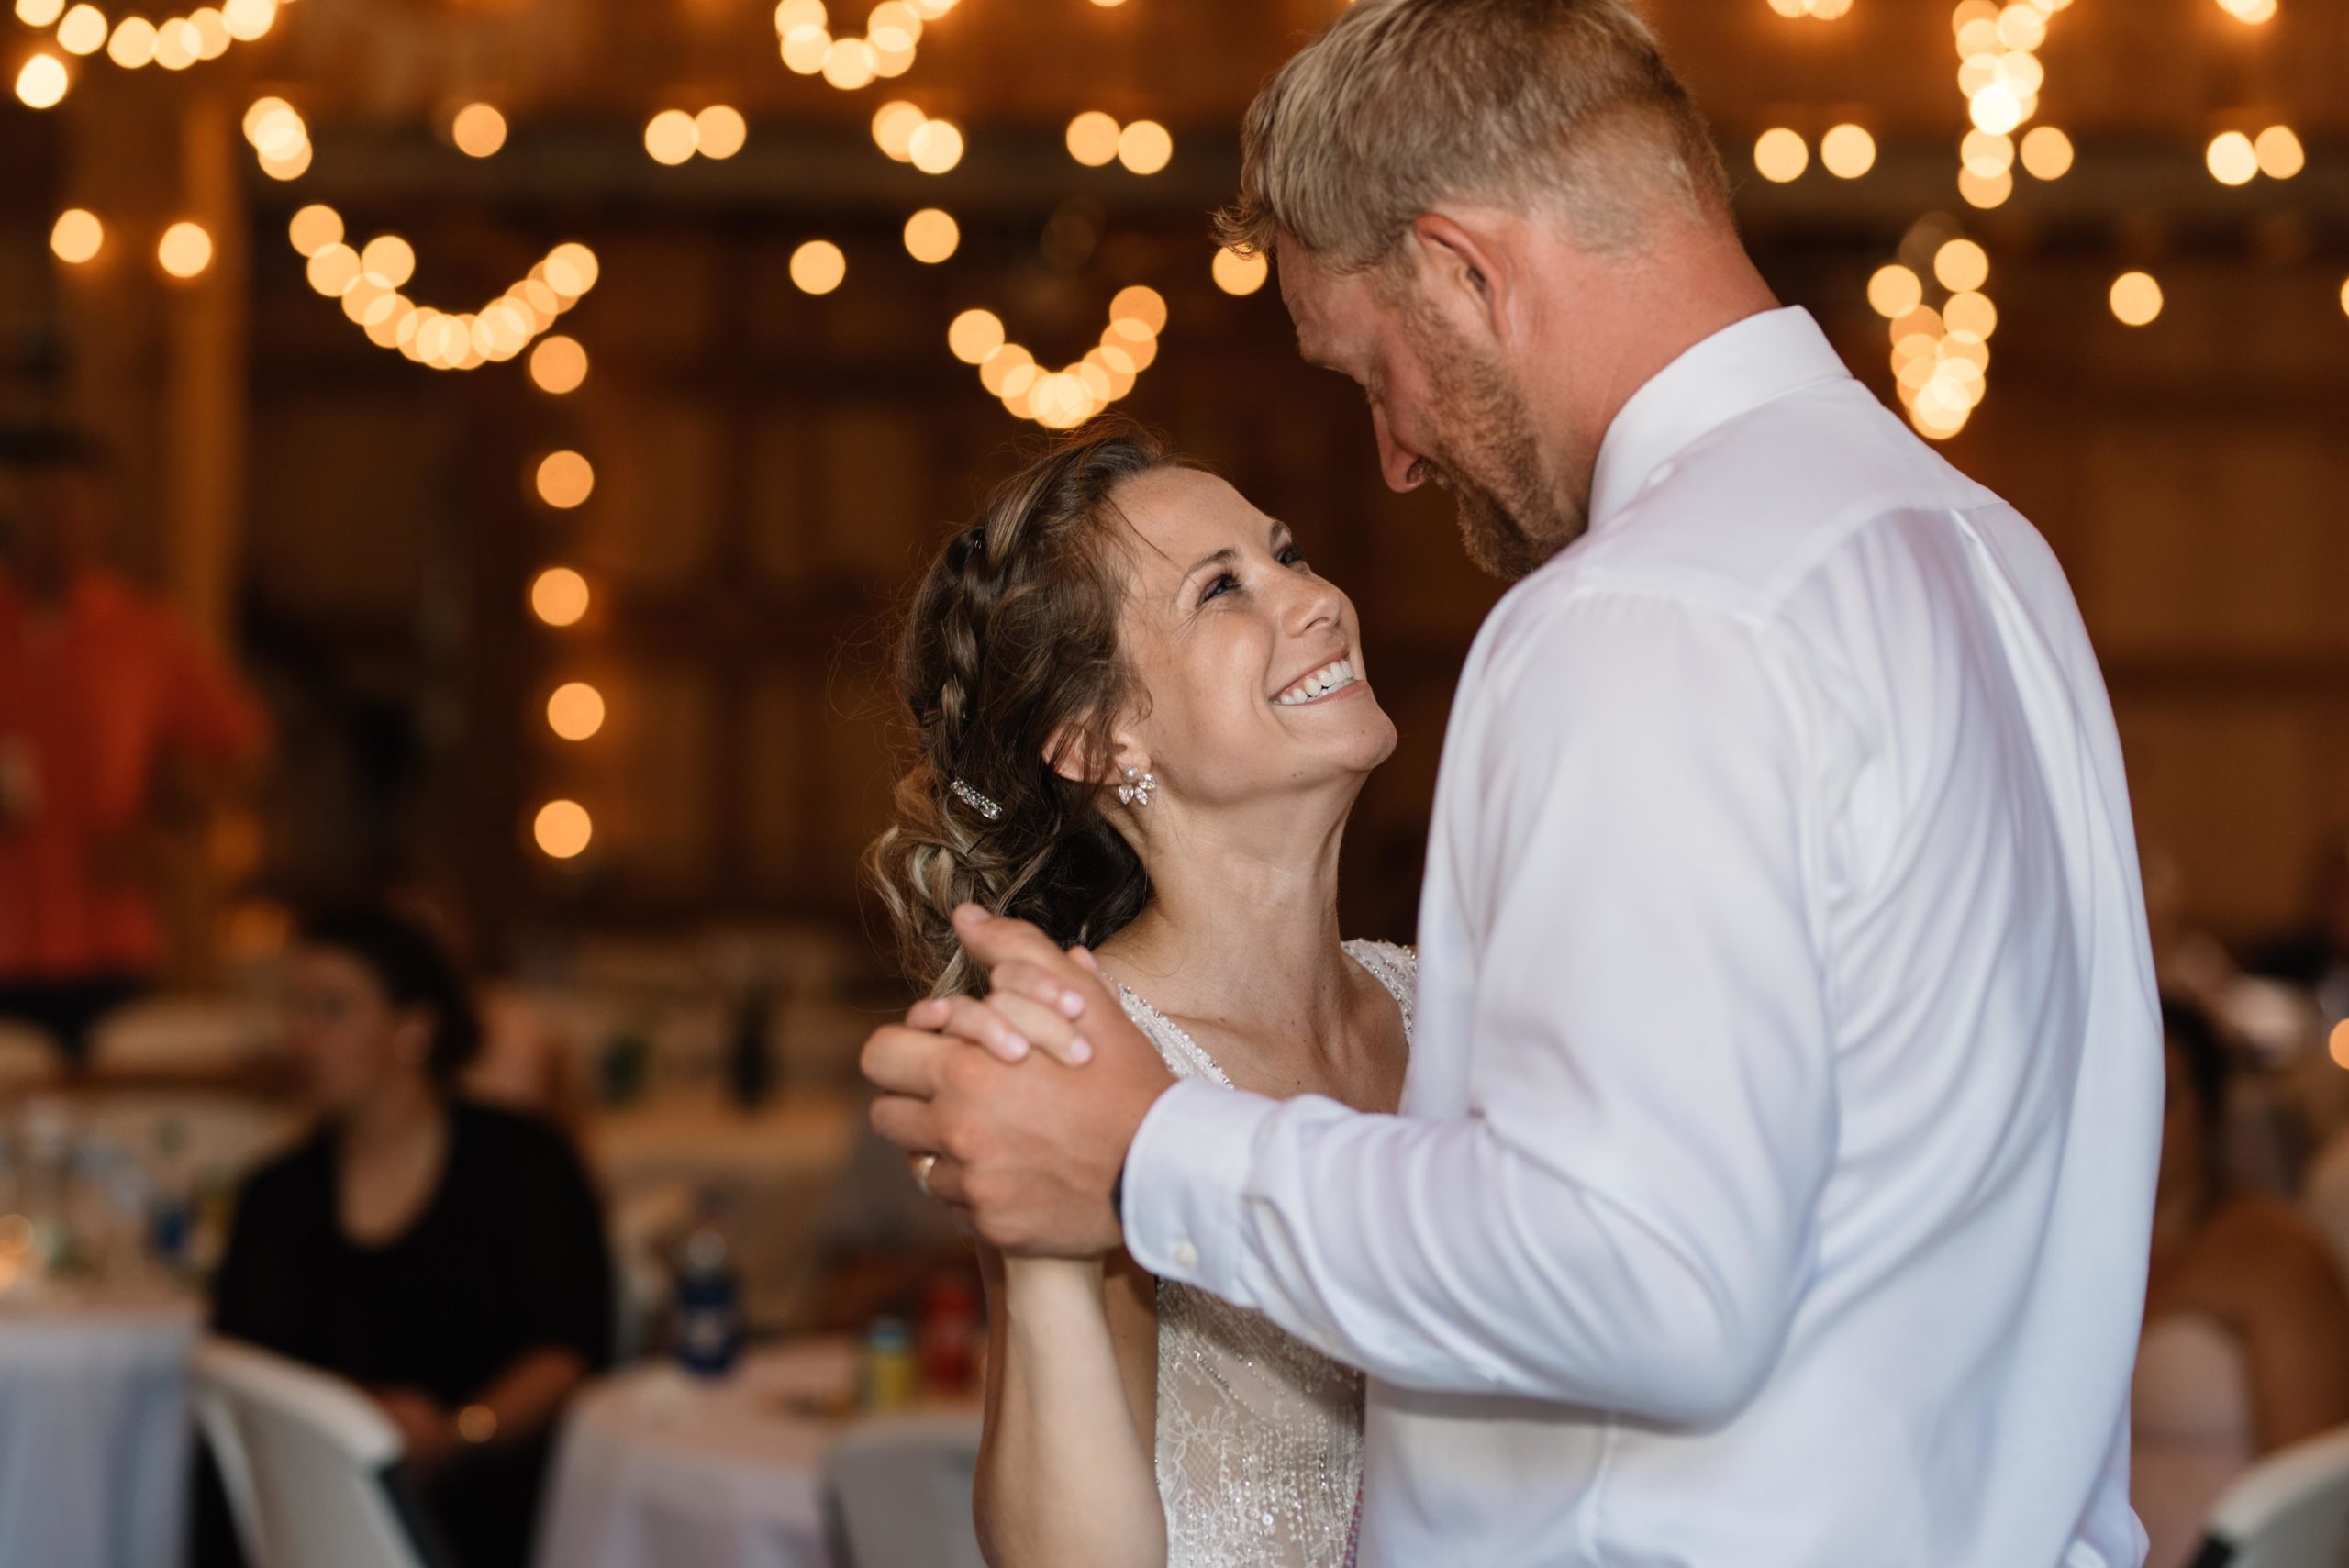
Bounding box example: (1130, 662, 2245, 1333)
(0, 1291, 199, 1568)
(533, 1340, 862, 1568)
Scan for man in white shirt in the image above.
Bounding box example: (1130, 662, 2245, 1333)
(863, 1, 2163, 1562)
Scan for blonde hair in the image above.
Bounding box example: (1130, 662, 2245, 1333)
(1216, 0, 1729, 271)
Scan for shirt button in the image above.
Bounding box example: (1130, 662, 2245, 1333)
(1173, 1240, 1200, 1272)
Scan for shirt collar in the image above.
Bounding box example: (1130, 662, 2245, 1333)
(1584, 306, 1854, 531)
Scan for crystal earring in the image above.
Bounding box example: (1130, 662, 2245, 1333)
(1116, 766, 1156, 807)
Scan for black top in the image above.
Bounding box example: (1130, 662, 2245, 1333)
(212, 1101, 614, 1407)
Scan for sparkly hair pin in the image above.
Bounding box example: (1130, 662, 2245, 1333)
(948, 778, 1002, 821)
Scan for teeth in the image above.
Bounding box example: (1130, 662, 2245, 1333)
(1275, 658, 1357, 706)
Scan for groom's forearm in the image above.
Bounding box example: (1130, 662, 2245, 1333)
(1122, 1081, 1807, 1426)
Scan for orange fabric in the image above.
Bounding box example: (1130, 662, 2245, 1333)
(0, 569, 266, 979)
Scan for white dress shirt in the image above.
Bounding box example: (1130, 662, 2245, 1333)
(1121, 307, 2163, 1567)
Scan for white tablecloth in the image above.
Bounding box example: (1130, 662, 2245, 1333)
(0, 1293, 199, 1568)
(534, 1340, 863, 1568)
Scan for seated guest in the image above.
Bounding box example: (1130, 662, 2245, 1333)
(2133, 999, 2349, 1568)
(207, 904, 613, 1568)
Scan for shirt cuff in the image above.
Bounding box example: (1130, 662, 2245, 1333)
(1120, 1076, 1279, 1303)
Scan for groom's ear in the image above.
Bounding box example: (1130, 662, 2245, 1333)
(1408, 210, 1517, 349)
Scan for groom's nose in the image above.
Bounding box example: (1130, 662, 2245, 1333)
(1372, 405, 1427, 494)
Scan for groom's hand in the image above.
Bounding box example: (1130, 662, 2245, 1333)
(861, 906, 1174, 1256)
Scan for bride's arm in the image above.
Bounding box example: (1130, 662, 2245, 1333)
(974, 1243, 1163, 1568)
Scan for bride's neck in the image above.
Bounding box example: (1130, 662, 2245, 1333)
(1098, 792, 1359, 1040)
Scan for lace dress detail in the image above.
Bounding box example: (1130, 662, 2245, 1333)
(1117, 940, 1415, 1568)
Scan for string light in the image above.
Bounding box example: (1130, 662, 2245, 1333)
(546, 683, 606, 741)
(1753, 128, 1808, 183)
(1065, 110, 1119, 167)
(1866, 264, 1923, 319)
(22, 0, 286, 76)
(1948, 0, 2074, 210)
(14, 54, 69, 108)
(529, 335, 588, 394)
(530, 568, 590, 627)
(949, 285, 1164, 428)
(2206, 131, 2258, 186)
(2018, 125, 2073, 179)
(50, 209, 103, 264)
(451, 103, 507, 158)
(775, 0, 958, 91)
(907, 117, 963, 174)
(241, 96, 313, 181)
(157, 220, 213, 279)
(1211, 245, 1269, 296)
(1115, 119, 1172, 175)
(790, 239, 847, 294)
(287, 204, 600, 372)
(2110, 271, 2163, 327)
(1765, 0, 1854, 17)
(533, 800, 592, 859)
(1820, 124, 1876, 179)
(903, 208, 960, 263)
(695, 106, 747, 159)
(535, 450, 595, 509)
(871, 99, 926, 160)
(2215, 0, 2276, 20)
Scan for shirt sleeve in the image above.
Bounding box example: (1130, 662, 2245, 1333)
(1120, 589, 1839, 1424)
(504, 1118, 618, 1372)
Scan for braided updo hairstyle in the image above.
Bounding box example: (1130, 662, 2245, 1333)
(868, 424, 1184, 997)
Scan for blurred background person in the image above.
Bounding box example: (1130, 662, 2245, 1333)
(0, 427, 266, 1064)
(2246, 838, 2349, 1026)
(2132, 997, 2349, 1568)
(203, 902, 613, 1568)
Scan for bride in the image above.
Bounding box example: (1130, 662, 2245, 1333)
(867, 424, 1412, 1568)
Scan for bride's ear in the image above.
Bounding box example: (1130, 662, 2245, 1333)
(1042, 723, 1144, 795)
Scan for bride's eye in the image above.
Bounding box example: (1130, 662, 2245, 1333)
(1278, 544, 1309, 572)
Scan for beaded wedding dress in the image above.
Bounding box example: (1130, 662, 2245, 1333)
(1114, 940, 1416, 1568)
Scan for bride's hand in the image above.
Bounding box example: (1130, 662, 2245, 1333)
(906, 984, 1094, 1067)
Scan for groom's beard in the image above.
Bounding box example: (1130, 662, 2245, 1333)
(1404, 304, 1586, 583)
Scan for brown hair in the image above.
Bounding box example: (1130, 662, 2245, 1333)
(866, 423, 1182, 997)
(1216, 0, 1730, 272)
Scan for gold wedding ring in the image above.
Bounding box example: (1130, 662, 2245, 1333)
(913, 1152, 939, 1198)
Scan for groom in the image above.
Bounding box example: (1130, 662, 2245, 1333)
(865, 2, 2163, 1563)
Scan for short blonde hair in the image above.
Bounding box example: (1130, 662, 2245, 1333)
(1216, 0, 1730, 271)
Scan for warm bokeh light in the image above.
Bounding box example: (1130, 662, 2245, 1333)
(822, 37, 877, 90)
(2018, 125, 2073, 180)
(545, 241, 600, 296)
(15, 54, 68, 109)
(2110, 271, 2163, 327)
(1866, 264, 1923, 320)
(1753, 128, 1807, 183)
(157, 220, 213, 280)
(533, 800, 593, 860)
(452, 103, 507, 158)
(2205, 131, 2257, 187)
(530, 567, 590, 627)
(1115, 119, 1172, 175)
(1066, 110, 1119, 168)
(1109, 284, 1167, 335)
(903, 207, 959, 263)
(2332, 1020, 2349, 1072)
(645, 109, 698, 165)
(1968, 84, 2024, 138)
(908, 117, 963, 174)
(1957, 168, 2013, 209)
(107, 16, 158, 66)
(1960, 129, 2014, 179)
(57, 3, 106, 52)
(872, 99, 924, 161)
(790, 239, 847, 294)
(2340, 278, 2349, 320)
(529, 335, 588, 395)
(535, 450, 596, 509)
(1934, 238, 1990, 293)
(361, 235, 416, 289)
(1943, 290, 1998, 339)
(17, 0, 67, 25)
(2253, 125, 2303, 181)
(949, 308, 1005, 364)
(696, 105, 748, 160)
(49, 208, 102, 264)
(2217, 0, 2277, 21)
(288, 204, 343, 258)
(1211, 246, 1269, 296)
(546, 682, 606, 741)
(1820, 124, 1876, 180)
